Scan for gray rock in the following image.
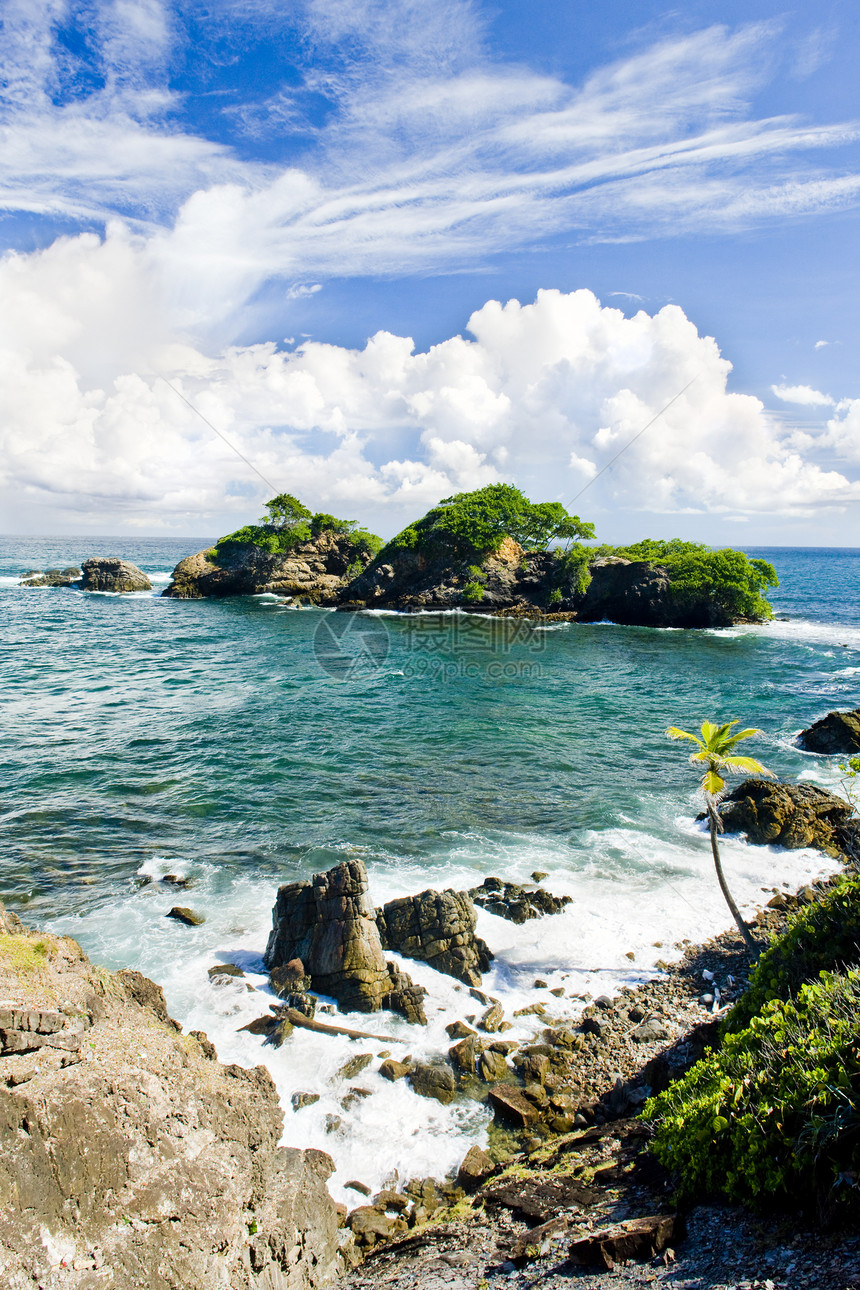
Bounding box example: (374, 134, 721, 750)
(166, 905, 205, 926)
(377, 887, 493, 985)
(797, 707, 860, 754)
(164, 529, 374, 602)
(717, 778, 859, 857)
(408, 1063, 456, 1104)
(457, 1145, 495, 1191)
(79, 557, 152, 593)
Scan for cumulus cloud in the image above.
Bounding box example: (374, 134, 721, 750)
(2, 229, 858, 533)
(772, 383, 836, 406)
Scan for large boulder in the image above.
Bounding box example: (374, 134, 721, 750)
(376, 888, 493, 986)
(80, 558, 152, 593)
(577, 557, 731, 628)
(164, 531, 369, 601)
(264, 860, 426, 1019)
(717, 779, 858, 856)
(0, 903, 342, 1290)
(797, 708, 860, 755)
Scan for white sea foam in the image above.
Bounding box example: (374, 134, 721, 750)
(50, 824, 841, 1205)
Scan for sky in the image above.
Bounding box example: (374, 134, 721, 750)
(1, 0, 859, 545)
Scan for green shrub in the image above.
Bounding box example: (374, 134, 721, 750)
(643, 970, 860, 1214)
(462, 581, 486, 603)
(552, 545, 592, 598)
(210, 495, 381, 565)
(725, 875, 860, 1033)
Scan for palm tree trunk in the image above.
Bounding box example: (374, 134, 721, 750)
(707, 802, 759, 959)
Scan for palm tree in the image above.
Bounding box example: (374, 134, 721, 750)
(666, 720, 774, 958)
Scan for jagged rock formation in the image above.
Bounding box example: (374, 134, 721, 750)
(80, 557, 152, 593)
(717, 779, 859, 857)
(20, 566, 81, 588)
(797, 708, 860, 755)
(164, 531, 371, 601)
(264, 860, 427, 1022)
(576, 558, 733, 629)
(468, 877, 571, 924)
(376, 889, 493, 986)
(0, 903, 342, 1290)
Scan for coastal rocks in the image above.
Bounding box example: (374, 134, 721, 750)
(166, 904, 205, 926)
(376, 888, 493, 985)
(468, 876, 571, 923)
(0, 908, 342, 1290)
(568, 1214, 679, 1269)
(408, 1063, 456, 1104)
(487, 1084, 540, 1127)
(80, 557, 152, 593)
(577, 557, 732, 629)
(264, 860, 426, 1019)
(20, 566, 81, 587)
(717, 778, 858, 856)
(164, 530, 370, 602)
(797, 707, 860, 754)
(457, 1145, 495, 1191)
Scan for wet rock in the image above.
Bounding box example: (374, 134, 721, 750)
(797, 707, 860, 754)
(79, 557, 152, 593)
(449, 1036, 479, 1073)
(264, 860, 424, 1017)
(408, 1063, 456, 1105)
(270, 958, 312, 995)
(239, 1015, 279, 1038)
(382, 961, 428, 1025)
(282, 991, 316, 1018)
(531, 871, 549, 882)
(487, 1084, 540, 1127)
(166, 906, 205, 926)
(445, 1019, 476, 1040)
(376, 888, 492, 985)
(208, 963, 245, 980)
(345, 1180, 372, 1197)
(469, 876, 571, 923)
(379, 1059, 411, 1081)
(373, 1189, 410, 1213)
(717, 778, 858, 856)
(479, 1049, 509, 1082)
(291, 1091, 320, 1110)
(20, 567, 82, 587)
(567, 1214, 679, 1269)
(479, 1001, 504, 1033)
(337, 1052, 373, 1080)
(457, 1145, 495, 1191)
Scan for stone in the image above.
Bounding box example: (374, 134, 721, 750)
(379, 1059, 411, 1081)
(520, 1053, 550, 1085)
(337, 1052, 373, 1080)
(346, 1206, 402, 1248)
(264, 860, 424, 1017)
(567, 1215, 679, 1269)
(457, 1145, 495, 1191)
(445, 1019, 476, 1039)
(0, 918, 342, 1289)
(208, 963, 245, 980)
(487, 1084, 540, 1127)
(408, 1063, 456, 1105)
(797, 707, 860, 754)
(20, 567, 81, 588)
(345, 1180, 372, 1196)
(469, 877, 571, 923)
(166, 906, 205, 926)
(717, 778, 858, 857)
(79, 557, 152, 593)
(479, 1049, 509, 1082)
(579, 558, 736, 628)
(581, 1016, 602, 1038)
(449, 1036, 479, 1073)
(631, 1019, 670, 1043)
(373, 1190, 410, 1213)
(291, 1091, 320, 1110)
(283, 991, 316, 1018)
(376, 888, 493, 985)
(270, 958, 312, 995)
(531, 871, 549, 882)
(479, 1001, 504, 1033)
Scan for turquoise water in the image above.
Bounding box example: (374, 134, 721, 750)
(2, 538, 858, 1195)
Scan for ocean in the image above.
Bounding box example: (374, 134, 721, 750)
(2, 538, 859, 1200)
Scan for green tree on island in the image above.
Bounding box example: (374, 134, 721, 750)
(666, 720, 774, 957)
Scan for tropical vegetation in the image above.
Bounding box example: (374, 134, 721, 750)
(210, 493, 383, 563)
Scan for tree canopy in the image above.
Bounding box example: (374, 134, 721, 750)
(213, 495, 382, 562)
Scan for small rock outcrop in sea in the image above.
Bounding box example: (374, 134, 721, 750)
(19, 566, 81, 587)
(797, 707, 860, 755)
(264, 859, 427, 1020)
(0, 902, 342, 1289)
(164, 530, 370, 602)
(376, 888, 493, 986)
(79, 557, 152, 593)
(717, 778, 859, 856)
(576, 557, 732, 629)
(468, 876, 572, 923)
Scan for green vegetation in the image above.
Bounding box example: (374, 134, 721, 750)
(644, 968, 860, 1216)
(726, 874, 860, 1033)
(380, 483, 595, 562)
(665, 720, 773, 956)
(210, 493, 382, 563)
(581, 539, 778, 620)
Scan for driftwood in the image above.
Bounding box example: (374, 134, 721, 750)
(279, 1007, 401, 1043)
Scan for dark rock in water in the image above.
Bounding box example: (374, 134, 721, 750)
(208, 963, 245, 980)
(379, 1058, 411, 1081)
(264, 860, 426, 1019)
(717, 778, 858, 857)
(487, 1084, 539, 1127)
(20, 566, 82, 588)
(376, 888, 493, 985)
(283, 991, 316, 1018)
(270, 958, 312, 996)
(449, 1036, 480, 1073)
(797, 708, 860, 754)
(457, 1145, 495, 1191)
(337, 1052, 373, 1080)
(445, 1019, 476, 1040)
(469, 876, 571, 923)
(382, 961, 428, 1025)
(166, 905, 205, 926)
(291, 1091, 320, 1110)
(479, 1049, 509, 1082)
(79, 557, 152, 593)
(408, 1062, 456, 1104)
(578, 557, 738, 628)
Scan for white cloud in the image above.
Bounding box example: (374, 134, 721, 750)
(2, 232, 858, 533)
(772, 383, 836, 406)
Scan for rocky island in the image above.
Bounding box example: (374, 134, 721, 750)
(164, 485, 779, 628)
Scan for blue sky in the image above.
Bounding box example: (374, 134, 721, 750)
(1, 0, 859, 543)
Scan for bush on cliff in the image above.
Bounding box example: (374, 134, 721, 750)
(643, 969, 860, 1217)
(380, 484, 595, 562)
(585, 539, 778, 620)
(212, 494, 382, 563)
(725, 875, 860, 1033)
